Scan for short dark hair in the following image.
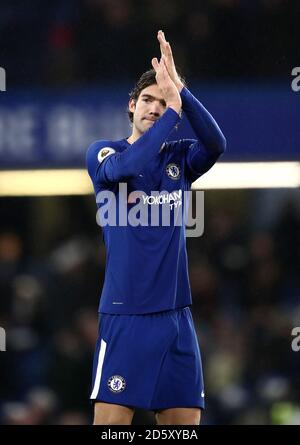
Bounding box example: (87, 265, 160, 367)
(127, 69, 157, 123)
(127, 68, 186, 123)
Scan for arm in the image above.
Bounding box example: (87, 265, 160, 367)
(157, 30, 226, 178)
(87, 57, 182, 185)
(181, 88, 226, 180)
(93, 108, 180, 184)
(181, 87, 226, 154)
(158, 29, 226, 154)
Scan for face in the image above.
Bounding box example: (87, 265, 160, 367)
(128, 84, 167, 136)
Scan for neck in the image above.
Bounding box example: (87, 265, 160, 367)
(127, 127, 142, 144)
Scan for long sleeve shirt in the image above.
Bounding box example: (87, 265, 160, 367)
(86, 87, 226, 314)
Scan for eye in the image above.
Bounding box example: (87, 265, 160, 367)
(143, 98, 151, 103)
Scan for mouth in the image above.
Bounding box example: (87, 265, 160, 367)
(144, 118, 157, 124)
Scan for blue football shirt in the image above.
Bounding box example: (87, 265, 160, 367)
(86, 87, 226, 314)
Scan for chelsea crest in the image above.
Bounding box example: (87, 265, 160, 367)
(166, 163, 181, 180)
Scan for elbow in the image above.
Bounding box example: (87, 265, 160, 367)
(217, 133, 227, 154)
(207, 133, 227, 156)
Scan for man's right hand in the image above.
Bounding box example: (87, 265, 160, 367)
(151, 57, 182, 115)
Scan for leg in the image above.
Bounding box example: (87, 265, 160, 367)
(93, 402, 135, 425)
(155, 407, 201, 425)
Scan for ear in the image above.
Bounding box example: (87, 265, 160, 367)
(128, 98, 136, 113)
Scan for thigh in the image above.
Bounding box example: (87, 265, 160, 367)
(150, 308, 205, 411)
(93, 402, 134, 425)
(156, 407, 201, 425)
(90, 313, 175, 410)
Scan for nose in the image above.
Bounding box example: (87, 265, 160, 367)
(149, 101, 162, 116)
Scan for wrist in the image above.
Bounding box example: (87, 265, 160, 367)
(167, 103, 182, 115)
(176, 81, 184, 93)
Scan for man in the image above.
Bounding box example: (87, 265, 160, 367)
(86, 30, 226, 425)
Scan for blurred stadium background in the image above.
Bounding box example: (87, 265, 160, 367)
(1, 0, 300, 425)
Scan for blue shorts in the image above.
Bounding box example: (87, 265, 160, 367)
(90, 306, 205, 411)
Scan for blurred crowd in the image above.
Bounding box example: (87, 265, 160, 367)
(1, 0, 299, 87)
(0, 189, 300, 425)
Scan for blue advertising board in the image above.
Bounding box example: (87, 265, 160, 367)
(0, 84, 299, 168)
